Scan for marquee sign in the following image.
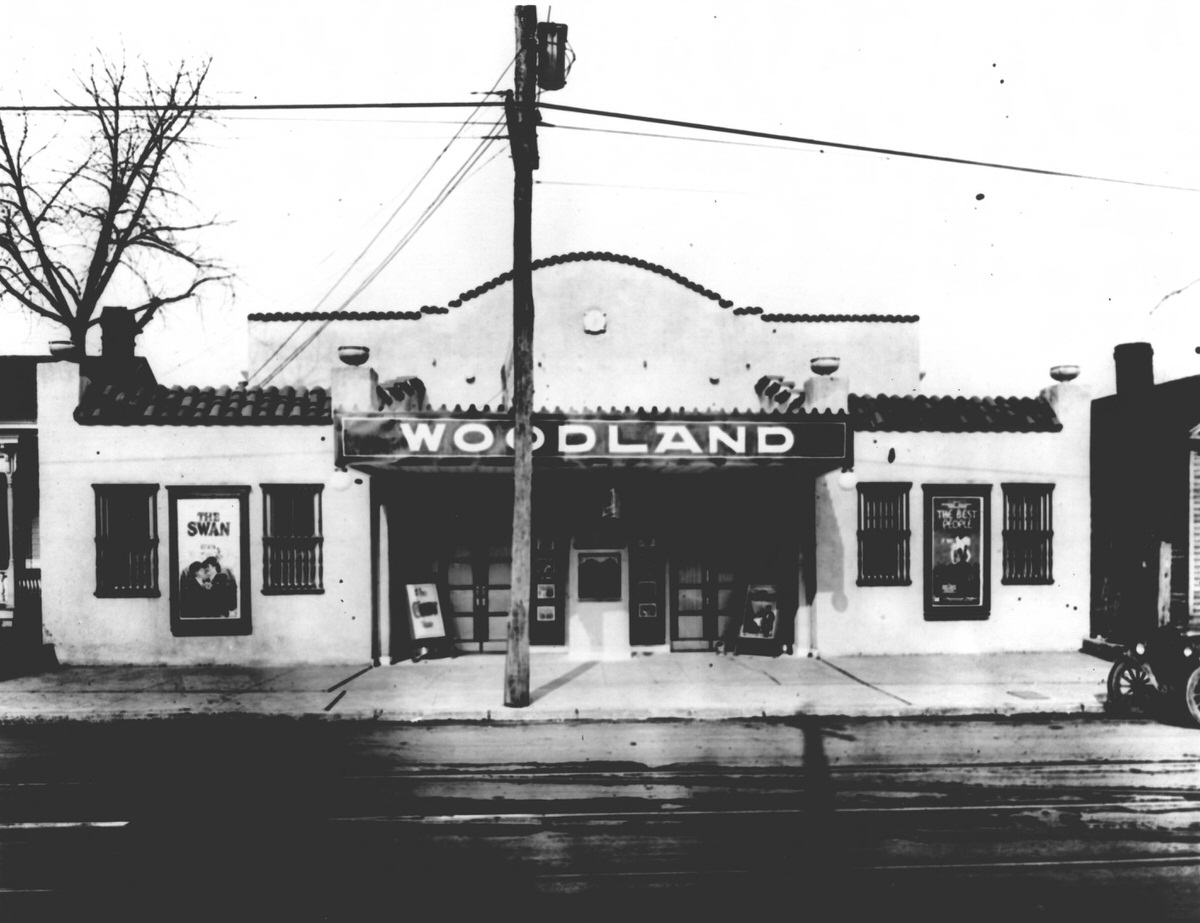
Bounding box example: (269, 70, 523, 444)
(336, 412, 849, 466)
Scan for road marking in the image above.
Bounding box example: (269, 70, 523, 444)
(324, 797, 1200, 825)
(533, 854, 1200, 882)
(861, 854, 1200, 872)
(0, 821, 128, 830)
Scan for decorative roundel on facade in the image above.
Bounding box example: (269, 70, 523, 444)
(583, 308, 608, 335)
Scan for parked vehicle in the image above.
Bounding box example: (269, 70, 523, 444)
(1106, 623, 1200, 726)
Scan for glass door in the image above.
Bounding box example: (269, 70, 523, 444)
(671, 555, 741, 651)
(444, 540, 512, 654)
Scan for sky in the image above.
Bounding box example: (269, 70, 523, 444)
(2, 0, 1200, 398)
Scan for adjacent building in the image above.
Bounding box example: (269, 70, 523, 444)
(1091, 342, 1200, 643)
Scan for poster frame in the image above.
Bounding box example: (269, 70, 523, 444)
(168, 486, 252, 637)
(405, 583, 448, 641)
(922, 484, 991, 621)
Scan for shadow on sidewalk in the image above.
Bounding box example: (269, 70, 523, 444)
(531, 660, 599, 704)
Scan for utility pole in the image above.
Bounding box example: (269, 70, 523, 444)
(504, 5, 540, 707)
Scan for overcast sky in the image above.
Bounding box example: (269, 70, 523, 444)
(3, 0, 1199, 398)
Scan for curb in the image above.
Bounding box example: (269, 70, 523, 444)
(0, 702, 1110, 725)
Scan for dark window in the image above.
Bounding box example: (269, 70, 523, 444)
(262, 485, 324, 593)
(578, 552, 622, 601)
(1002, 483, 1053, 584)
(94, 485, 159, 597)
(856, 482, 912, 586)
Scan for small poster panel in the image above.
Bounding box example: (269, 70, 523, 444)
(923, 485, 990, 620)
(739, 585, 779, 640)
(406, 583, 447, 641)
(168, 487, 251, 637)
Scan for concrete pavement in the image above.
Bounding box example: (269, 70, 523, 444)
(0, 649, 1113, 722)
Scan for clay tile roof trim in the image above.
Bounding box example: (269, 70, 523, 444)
(75, 383, 332, 426)
(247, 251, 919, 325)
(848, 393, 1062, 433)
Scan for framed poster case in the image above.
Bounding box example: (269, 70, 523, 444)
(922, 484, 990, 620)
(405, 583, 447, 641)
(168, 486, 252, 637)
(736, 584, 783, 656)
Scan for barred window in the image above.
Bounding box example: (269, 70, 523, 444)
(1002, 484, 1054, 584)
(262, 485, 324, 593)
(857, 482, 912, 586)
(94, 485, 159, 597)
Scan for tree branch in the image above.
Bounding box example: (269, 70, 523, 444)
(0, 56, 223, 350)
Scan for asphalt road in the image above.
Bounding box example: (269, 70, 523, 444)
(0, 716, 1198, 920)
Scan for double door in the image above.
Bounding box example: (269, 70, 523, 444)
(671, 556, 741, 651)
(442, 536, 567, 652)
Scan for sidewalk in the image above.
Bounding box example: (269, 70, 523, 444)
(0, 650, 1112, 723)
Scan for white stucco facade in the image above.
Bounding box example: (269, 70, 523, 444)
(37, 361, 374, 665)
(19, 258, 1091, 665)
(249, 258, 921, 409)
(806, 382, 1091, 655)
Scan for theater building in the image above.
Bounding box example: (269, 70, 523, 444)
(11, 252, 1091, 667)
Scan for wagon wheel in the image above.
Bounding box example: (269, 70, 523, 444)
(1106, 657, 1155, 714)
(1185, 666, 1200, 728)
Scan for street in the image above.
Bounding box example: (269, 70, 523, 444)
(0, 716, 1198, 920)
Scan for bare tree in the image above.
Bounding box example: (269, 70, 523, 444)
(0, 58, 226, 355)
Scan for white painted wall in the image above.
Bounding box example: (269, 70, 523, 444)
(37, 361, 374, 665)
(810, 382, 1091, 655)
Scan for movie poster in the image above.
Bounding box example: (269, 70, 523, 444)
(168, 487, 250, 636)
(177, 496, 242, 620)
(930, 496, 983, 606)
(924, 486, 990, 619)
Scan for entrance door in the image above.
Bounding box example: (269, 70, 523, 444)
(444, 541, 511, 654)
(671, 556, 740, 651)
(441, 535, 568, 652)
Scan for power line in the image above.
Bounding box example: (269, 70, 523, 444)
(7, 94, 1194, 192)
(256, 113, 506, 387)
(536, 179, 745, 195)
(247, 60, 515, 386)
(543, 120, 807, 153)
(246, 112, 499, 385)
(539, 102, 1200, 194)
(0, 101, 499, 113)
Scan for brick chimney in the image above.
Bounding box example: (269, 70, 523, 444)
(100, 306, 137, 360)
(1114, 342, 1153, 397)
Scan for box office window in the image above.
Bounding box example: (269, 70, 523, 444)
(262, 485, 324, 593)
(856, 482, 912, 586)
(578, 552, 623, 601)
(94, 484, 160, 597)
(1002, 483, 1054, 585)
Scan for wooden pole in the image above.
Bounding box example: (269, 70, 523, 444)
(504, 5, 538, 707)
(377, 501, 392, 665)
